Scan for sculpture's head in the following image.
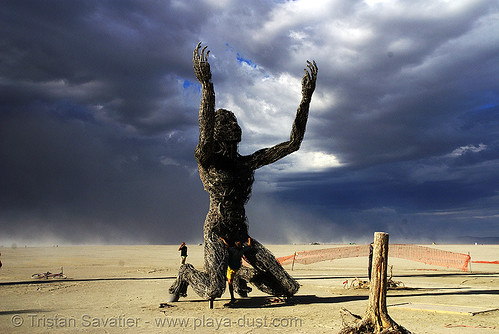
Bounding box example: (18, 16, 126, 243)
(214, 109, 241, 143)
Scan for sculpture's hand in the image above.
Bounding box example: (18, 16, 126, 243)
(193, 42, 212, 84)
(301, 60, 318, 99)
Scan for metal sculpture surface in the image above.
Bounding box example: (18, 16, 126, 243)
(169, 42, 317, 302)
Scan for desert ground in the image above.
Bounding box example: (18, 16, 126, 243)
(0, 243, 498, 333)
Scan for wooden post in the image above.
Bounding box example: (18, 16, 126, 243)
(338, 232, 410, 334)
(366, 232, 393, 331)
(291, 252, 297, 271)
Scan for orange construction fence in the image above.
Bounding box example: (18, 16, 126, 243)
(277, 244, 471, 271)
(472, 260, 499, 264)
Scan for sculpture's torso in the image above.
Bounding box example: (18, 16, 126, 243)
(198, 154, 254, 243)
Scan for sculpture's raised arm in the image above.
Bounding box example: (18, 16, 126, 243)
(248, 61, 318, 170)
(193, 42, 216, 165)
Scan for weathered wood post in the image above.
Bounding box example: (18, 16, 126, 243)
(366, 232, 397, 331)
(338, 232, 410, 334)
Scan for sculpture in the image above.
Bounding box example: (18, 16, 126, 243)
(168, 42, 317, 302)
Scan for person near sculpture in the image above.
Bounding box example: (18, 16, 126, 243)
(221, 237, 253, 304)
(178, 242, 188, 265)
(368, 242, 374, 281)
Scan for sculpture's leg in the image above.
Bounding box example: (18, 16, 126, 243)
(168, 233, 228, 300)
(232, 273, 252, 297)
(235, 239, 300, 297)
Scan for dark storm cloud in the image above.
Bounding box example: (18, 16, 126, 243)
(0, 105, 207, 244)
(0, 0, 210, 131)
(1, 0, 498, 244)
(0, 0, 212, 244)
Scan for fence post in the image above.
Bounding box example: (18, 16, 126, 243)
(339, 232, 410, 334)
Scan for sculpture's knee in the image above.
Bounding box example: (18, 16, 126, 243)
(178, 263, 193, 275)
(206, 284, 225, 300)
(174, 263, 226, 299)
(239, 239, 300, 297)
(168, 232, 227, 300)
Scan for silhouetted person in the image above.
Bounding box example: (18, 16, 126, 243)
(368, 242, 374, 281)
(178, 242, 188, 264)
(221, 237, 252, 303)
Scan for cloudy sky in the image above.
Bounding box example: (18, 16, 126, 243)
(1, 0, 498, 245)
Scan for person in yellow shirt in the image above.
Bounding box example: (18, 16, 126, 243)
(221, 237, 252, 303)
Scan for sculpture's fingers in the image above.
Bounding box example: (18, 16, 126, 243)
(301, 70, 310, 86)
(202, 45, 208, 61)
(303, 69, 311, 82)
(312, 61, 318, 78)
(308, 60, 317, 75)
(194, 42, 202, 59)
(206, 50, 210, 60)
(305, 62, 313, 77)
(306, 60, 317, 80)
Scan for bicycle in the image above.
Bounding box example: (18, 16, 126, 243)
(31, 267, 67, 279)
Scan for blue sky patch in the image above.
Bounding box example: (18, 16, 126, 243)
(181, 79, 200, 93)
(237, 53, 257, 68)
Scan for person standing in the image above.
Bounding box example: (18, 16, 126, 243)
(178, 242, 188, 264)
(368, 242, 374, 281)
(221, 237, 252, 304)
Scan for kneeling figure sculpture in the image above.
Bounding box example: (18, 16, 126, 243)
(169, 42, 318, 302)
